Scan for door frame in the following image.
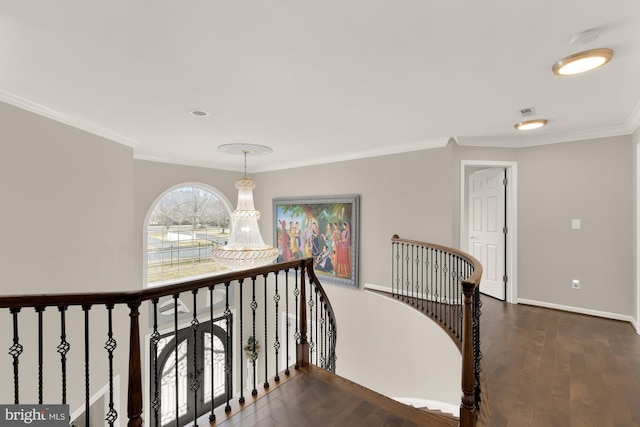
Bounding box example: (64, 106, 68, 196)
(460, 160, 518, 304)
(636, 140, 640, 334)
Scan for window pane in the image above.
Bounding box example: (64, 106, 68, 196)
(148, 186, 231, 284)
(160, 340, 188, 425)
(203, 332, 227, 403)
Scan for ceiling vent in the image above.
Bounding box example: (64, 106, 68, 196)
(519, 107, 537, 117)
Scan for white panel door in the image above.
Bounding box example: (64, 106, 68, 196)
(469, 168, 506, 300)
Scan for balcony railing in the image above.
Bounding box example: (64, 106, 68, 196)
(391, 235, 483, 426)
(0, 258, 335, 427)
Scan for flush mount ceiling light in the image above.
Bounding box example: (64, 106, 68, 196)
(211, 143, 278, 270)
(551, 48, 614, 76)
(514, 119, 548, 131)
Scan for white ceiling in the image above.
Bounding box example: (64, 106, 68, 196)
(1, 1, 639, 173)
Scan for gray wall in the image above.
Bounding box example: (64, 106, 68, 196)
(0, 100, 136, 294)
(454, 136, 635, 316)
(517, 136, 633, 315)
(256, 144, 457, 289)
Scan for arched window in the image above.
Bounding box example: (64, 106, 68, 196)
(146, 184, 232, 285)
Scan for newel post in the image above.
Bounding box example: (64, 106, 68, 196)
(297, 263, 310, 368)
(460, 281, 477, 427)
(127, 301, 143, 427)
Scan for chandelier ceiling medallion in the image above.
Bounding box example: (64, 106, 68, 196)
(211, 143, 279, 270)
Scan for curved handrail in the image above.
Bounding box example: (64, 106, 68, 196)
(391, 235, 482, 427)
(391, 235, 483, 288)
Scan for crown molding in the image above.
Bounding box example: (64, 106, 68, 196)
(456, 123, 633, 148)
(0, 89, 139, 148)
(625, 100, 640, 134)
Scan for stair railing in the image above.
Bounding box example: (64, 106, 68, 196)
(0, 258, 336, 427)
(391, 235, 483, 427)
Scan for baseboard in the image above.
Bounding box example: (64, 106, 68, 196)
(518, 298, 636, 326)
(364, 283, 462, 304)
(363, 283, 390, 292)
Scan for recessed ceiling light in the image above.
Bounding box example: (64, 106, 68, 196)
(189, 109, 209, 117)
(552, 48, 614, 76)
(514, 119, 548, 131)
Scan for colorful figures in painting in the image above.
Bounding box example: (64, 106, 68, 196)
(279, 216, 351, 278)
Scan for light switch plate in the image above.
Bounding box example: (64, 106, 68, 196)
(571, 219, 581, 230)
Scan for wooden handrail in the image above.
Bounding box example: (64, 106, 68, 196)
(391, 235, 482, 427)
(0, 259, 309, 310)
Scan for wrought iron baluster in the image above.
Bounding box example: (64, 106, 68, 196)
(273, 273, 281, 382)
(9, 308, 23, 404)
(403, 243, 409, 299)
(457, 258, 463, 340)
(173, 293, 180, 427)
(293, 268, 300, 369)
(420, 246, 425, 311)
(238, 279, 245, 404)
(150, 299, 161, 427)
(36, 307, 44, 404)
(57, 305, 70, 405)
(207, 286, 216, 422)
(427, 248, 432, 316)
(224, 282, 232, 413)
(320, 296, 326, 369)
(263, 274, 269, 389)
(391, 241, 397, 297)
(416, 246, 421, 308)
(105, 304, 118, 426)
(250, 276, 258, 395)
(438, 249, 443, 323)
(394, 241, 400, 297)
(308, 281, 314, 365)
(82, 304, 92, 427)
(410, 244, 415, 304)
(284, 269, 290, 376)
(448, 255, 453, 331)
(433, 250, 439, 319)
(314, 287, 319, 366)
(190, 290, 200, 427)
(299, 264, 309, 368)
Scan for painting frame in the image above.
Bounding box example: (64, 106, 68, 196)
(273, 195, 359, 288)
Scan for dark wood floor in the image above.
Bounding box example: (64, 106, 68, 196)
(208, 296, 640, 426)
(210, 365, 458, 427)
(479, 296, 640, 427)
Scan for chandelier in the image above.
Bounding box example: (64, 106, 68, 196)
(211, 144, 279, 270)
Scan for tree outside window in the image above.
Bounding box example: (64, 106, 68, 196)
(147, 186, 231, 284)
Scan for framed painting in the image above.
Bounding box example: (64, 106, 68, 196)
(273, 195, 359, 288)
